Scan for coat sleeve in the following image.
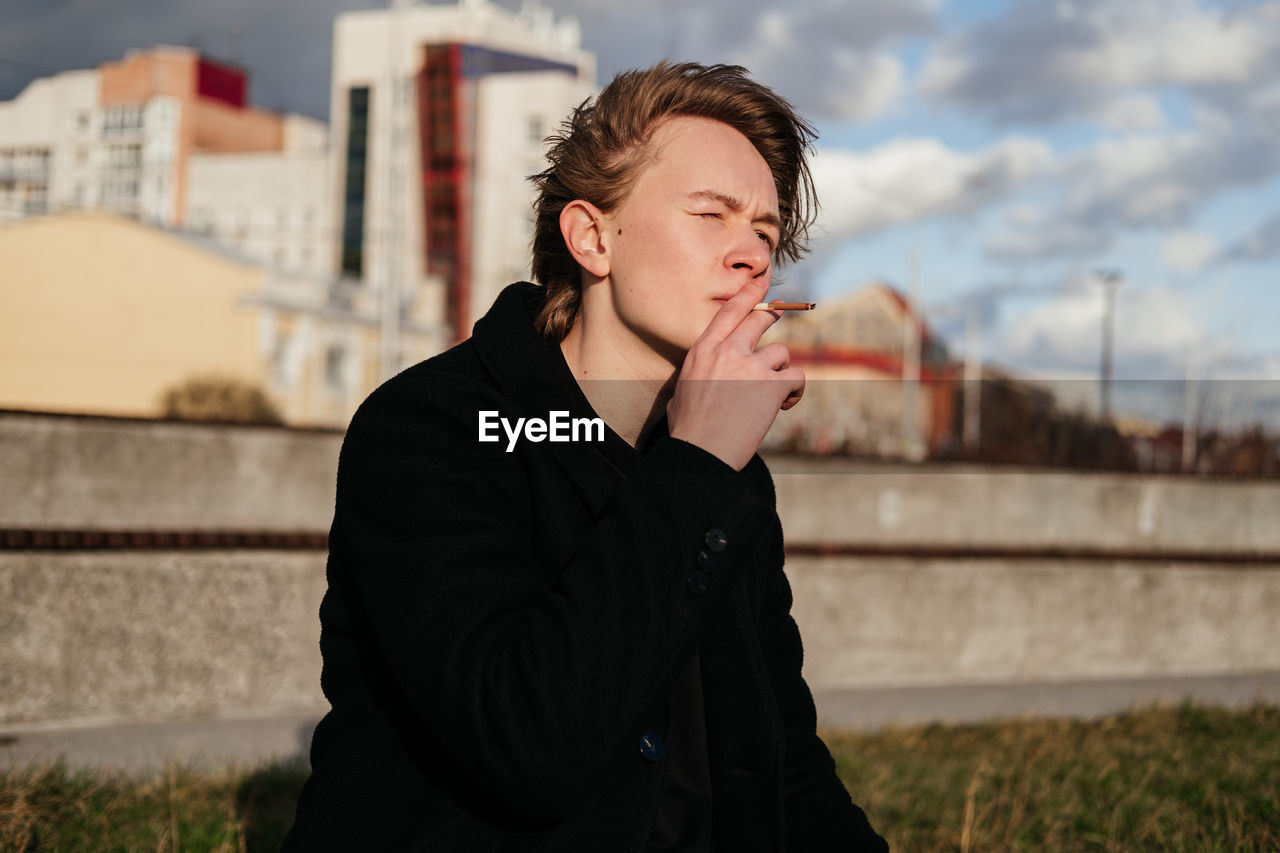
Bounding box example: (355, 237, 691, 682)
(329, 370, 772, 823)
(747, 461, 889, 852)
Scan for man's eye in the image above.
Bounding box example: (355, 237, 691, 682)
(757, 231, 775, 249)
(698, 212, 721, 219)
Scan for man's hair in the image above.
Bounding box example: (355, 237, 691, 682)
(529, 62, 818, 339)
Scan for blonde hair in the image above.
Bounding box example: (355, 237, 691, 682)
(529, 62, 818, 339)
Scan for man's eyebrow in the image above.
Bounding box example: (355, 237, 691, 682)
(688, 190, 782, 231)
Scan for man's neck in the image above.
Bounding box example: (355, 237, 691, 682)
(559, 317, 676, 449)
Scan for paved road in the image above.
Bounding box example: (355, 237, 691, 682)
(0, 711, 319, 774)
(813, 670, 1280, 730)
(3, 671, 1278, 774)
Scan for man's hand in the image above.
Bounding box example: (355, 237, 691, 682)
(667, 278, 805, 470)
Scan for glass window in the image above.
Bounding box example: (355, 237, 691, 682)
(341, 86, 371, 277)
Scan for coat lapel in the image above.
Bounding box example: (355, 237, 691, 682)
(467, 282, 622, 517)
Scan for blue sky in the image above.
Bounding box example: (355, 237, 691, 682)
(2, 0, 1277, 401)
(752, 0, 1280, 386)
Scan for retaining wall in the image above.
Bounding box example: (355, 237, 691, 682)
(2, 410, 1277, 725)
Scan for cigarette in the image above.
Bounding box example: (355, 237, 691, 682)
(752, 301, 816, 311)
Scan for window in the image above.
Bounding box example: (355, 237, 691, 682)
(341, 86, 371, 277)
(102, 106, 144, 137)
(105, 143, 142, 171)
(272, 334, 294, 386)
(324, 344, 347, 392)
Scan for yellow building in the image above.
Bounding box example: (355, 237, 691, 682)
(0, 211, 425, 426)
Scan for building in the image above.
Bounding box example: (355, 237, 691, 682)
(0, 2, 601, 425)
(763, 282, 958, 457)
(329, 0, 596, 366)
(0, 45, 308, 229)
(0, 69, 98, 222)
(185, 115, 332, 281)
(0, 212, 428, 426)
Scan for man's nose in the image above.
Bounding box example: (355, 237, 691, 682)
(725, 227, 771, 280)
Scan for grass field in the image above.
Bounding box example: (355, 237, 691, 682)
(1, 702, 1277, 851)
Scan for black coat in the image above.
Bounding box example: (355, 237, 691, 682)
(285, 283, 887, 851)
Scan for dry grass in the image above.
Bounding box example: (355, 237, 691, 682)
(830, 701, 1280, 852)
(1, 703, 1276, 851)
(0, 756, 305, 852)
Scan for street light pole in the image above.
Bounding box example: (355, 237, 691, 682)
(901, 247, 924, 461)
(1096, 269, 1123, 422)
(963, 301, 982, 454)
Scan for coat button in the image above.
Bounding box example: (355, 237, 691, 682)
(696, 548, 718, 572)
(639, 731, 664, 761)
(705, 528, 728, 552)
(687, 570, 710, 595)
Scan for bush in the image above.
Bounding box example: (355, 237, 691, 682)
(160, 376, 284, 425)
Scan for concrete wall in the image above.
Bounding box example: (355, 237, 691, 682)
(1, 550, 327, 723)
(767, 456, 1280, 689)
(768, 456, 1280, 554)
(0, 411, 340, 724)
(789, 556, 1280, 688)
(2, 411, 1277, 725)
(0, 408, 339, 531)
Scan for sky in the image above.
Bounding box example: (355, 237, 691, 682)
(2, 0, 1278, 421)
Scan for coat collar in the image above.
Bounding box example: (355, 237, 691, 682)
(467, 282, 628, 514)
(467, 282, 559, 412)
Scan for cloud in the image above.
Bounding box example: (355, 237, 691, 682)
(1217, 209, 1280, 264)
(983, 118, 1280, 260)
(1160, 229, 1218, 273)
(533, 0, 938, 119)
(918, 0, 1280, 125)
(730, 37, 906, 121)
(0, 0, 382, 117)
(997, 279, 1205, 378)
(810, 135, 1053, 242)
(1091, 93, 1167, 131)
(0, 0, 940, 121)
(902, 1, 1280, 264)
(985, 206, 1110, 260)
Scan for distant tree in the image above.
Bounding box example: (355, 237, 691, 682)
(160, 375, 284, 425)
(945, 376, 1138, 471)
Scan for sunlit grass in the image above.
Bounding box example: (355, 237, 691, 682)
(830, 702, 1280, 852)
(0, 755, 306, 852)
(1, 703, 1276, 851)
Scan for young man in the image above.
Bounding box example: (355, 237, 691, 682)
(285, 63, 887, 851)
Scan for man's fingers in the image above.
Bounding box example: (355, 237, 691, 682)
(725, 305, 783, 352)
(695, 278, 771, 347)
(778, 367, 805, 411)
(757, 342, 790, 371)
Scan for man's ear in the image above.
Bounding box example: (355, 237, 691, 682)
(559, 200, 610, 278)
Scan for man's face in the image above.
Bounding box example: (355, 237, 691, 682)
(598, 115, 781, 368)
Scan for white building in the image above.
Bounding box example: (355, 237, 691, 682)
(186, 114, 333, 279)
(0, 46, 312, 229)
(0, 4, 601, 424)
(0, 70, 99, 223)
(330, 0, 597, 366)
